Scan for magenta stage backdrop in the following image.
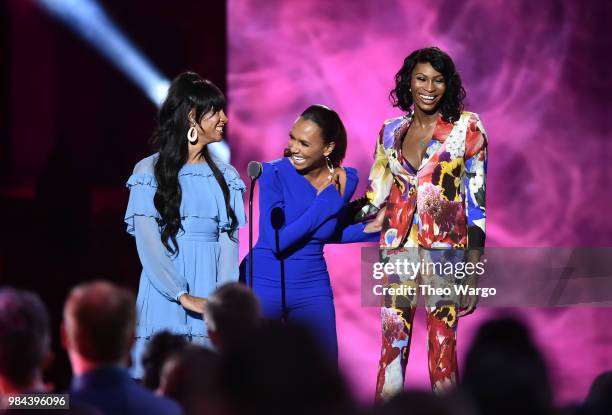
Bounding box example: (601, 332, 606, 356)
(227, 0, 612, 404)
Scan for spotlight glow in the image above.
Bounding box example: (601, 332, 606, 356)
(35, 0, 230, 161)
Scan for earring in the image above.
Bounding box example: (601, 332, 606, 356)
(187, 123, 198, 144)
(325, 156, 335, 174)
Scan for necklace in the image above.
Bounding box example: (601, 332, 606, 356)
(413, 119, 437, 148)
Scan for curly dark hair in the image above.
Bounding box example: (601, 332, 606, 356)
(153, 72, 238, 254)
(390, 47, 466, 123)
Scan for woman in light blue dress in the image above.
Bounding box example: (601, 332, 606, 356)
(124, 72, 245, 377)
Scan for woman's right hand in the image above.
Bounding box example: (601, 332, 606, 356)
(364, 206, 386, 233)
(178, 294, 208, 314)
(318, 167, 345, 197)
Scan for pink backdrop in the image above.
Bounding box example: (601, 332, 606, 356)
(227, 0, 612, 404)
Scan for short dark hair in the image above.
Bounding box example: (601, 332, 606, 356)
(63, 281, 135, 363)
(0, 288, 50, 387)
(160, 346, 221, 412)
(390, 47, 466, 123)
(141, 331, 188, 390)
(204, 283, 261, 349)
(299, 104, 347, 167)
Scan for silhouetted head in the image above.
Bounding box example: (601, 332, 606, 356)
(159, 346, 222, 415)
(204, 282, 262, 350)
(0, 288, 50, 389)
(62, 281, 135, 366)
(220, 321, 352, 415)
(141, 330, 188, 390)
(462, 317, 553, 415)
(585, 370, 612, 415)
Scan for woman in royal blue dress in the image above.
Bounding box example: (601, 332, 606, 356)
(125, 72, 246, 377)
(245, 105, 382, 363)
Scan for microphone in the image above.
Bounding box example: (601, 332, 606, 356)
(247, 161, 262, 289)
(247, 161, 263, 180)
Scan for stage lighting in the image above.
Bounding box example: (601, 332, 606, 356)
(35, 0, 230, 161)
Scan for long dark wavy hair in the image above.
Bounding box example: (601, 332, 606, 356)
(390, 47, 466, 123)
(152, 72, 238, 254)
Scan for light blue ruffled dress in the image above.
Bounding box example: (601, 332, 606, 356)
(124, 154, 246, 377)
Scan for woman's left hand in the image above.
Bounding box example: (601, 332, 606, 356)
(364, 207, 386, 233)
(328, 170, 341, 193)
(458, 249, 482, 317)
(458, 273, 479, 317)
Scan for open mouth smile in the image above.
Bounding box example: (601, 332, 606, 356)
(418, 93, 437, 103)
(291, 155, 305, 164)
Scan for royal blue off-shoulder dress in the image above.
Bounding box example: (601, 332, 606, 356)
(245, 157, 378, 363)
(125, 154, 246, 377)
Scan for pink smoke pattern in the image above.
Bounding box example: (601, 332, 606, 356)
(228, 0, 612, 404)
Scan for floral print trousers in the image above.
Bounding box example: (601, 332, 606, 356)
(375, 247, 461, 402)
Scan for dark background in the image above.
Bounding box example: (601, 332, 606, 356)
(0, 0, 227, 390)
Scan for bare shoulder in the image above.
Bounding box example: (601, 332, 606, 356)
(336, 166, 347, 183)
(336, 166, 347, 197)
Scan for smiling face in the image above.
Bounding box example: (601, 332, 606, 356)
(410, 62, 447, 114)
(287, 117, 335, 172)
(196, 109, 228, 144)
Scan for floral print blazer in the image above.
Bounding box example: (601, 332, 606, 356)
(366, 111, 487, 250)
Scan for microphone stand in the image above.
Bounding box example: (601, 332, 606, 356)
(249, 177, 255, 289)
(246, 161, 262, 290)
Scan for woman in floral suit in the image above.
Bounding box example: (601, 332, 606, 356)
(366, 47, 487, 400)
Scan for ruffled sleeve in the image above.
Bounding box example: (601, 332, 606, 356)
(217, 163, 247, 233)
(215, 163, 245, 286)
(124, 155, 188, 301)
(152, 160, 246, 232)
(124, 157, 160, 236)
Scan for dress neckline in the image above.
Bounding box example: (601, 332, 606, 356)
(279, 157, 357, 201)
(179, 161, 223, 176)
(396, 112, 439, 173)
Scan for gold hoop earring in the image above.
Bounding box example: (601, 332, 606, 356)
(187, 123, 198, 144)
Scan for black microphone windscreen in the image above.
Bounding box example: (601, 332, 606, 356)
(247, 161, 263, 180)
